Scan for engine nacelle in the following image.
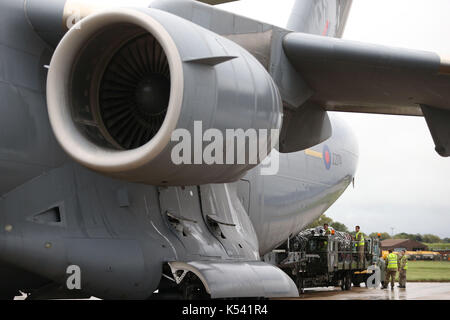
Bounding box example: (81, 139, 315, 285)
(47, 8, 282, 186)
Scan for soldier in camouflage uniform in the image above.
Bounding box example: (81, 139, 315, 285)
(378, 253, 386, 289)
(385, 249, 398, 289)
(355, 226, 365, 268)
(324, 223, 331, 235)
(398, 249, 408, 288)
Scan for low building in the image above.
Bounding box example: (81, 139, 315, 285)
(381, 239, 428, 251)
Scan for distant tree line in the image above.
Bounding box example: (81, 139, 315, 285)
(369, 232, 450, 243)
(305, 215, 448, 243)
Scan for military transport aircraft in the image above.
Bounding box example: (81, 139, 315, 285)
(0, 0, 449, 299)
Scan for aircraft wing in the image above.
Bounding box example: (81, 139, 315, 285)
(283, 32, 450, 156)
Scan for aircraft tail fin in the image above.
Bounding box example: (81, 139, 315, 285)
(287, 0, 353, 38)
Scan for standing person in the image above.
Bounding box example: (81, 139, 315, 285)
(385, 249, 398, 289)
(355, 226, 365, 268)
(398, 249, 408, 288)
(324, 223, 331, 235)
(378, 253, 387, 289)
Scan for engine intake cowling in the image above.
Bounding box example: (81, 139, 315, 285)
(47, 8, 282, 185)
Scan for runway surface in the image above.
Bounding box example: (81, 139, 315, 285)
(287, 282, 450, 300)
(13, 282, 450, 300)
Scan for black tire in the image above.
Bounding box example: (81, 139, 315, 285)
(345, 273, 352, 291)
(297, 277, 305, 294)
(352, 278, 360, 287)
(340, 274, 346, 291)
(182, 283, 209, 300)
(179, 273, 210, 300)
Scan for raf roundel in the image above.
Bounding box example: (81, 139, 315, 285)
(323, 145, 332, 170)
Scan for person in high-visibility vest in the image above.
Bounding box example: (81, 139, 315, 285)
(324, 223, 331, 235)
(385, 249, 398, 289)
(378, 253, 387, 289)
(355, 226, 365, 268)
(398, 249, 408, 288)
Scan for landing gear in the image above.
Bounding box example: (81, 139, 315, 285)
(152, 271, 210, 300)
(181, 282, 209, 300)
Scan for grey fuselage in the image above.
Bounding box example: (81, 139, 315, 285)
(0, 0, 357, 298)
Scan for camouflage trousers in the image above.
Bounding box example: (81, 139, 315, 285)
(357, 245, 365, 268)
(399, 270, 407, 287)
(385, 270, 397, 288)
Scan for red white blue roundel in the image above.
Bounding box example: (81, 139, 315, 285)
(323, 145, 331, 170)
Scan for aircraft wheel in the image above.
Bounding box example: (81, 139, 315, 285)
(183, 284, 205, 300)
(180, 274, 210, 300)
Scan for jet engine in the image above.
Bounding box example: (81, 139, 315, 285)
(46, 8, 282, 186)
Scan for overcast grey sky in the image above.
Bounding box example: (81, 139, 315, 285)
(218, 0, 450, 238)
